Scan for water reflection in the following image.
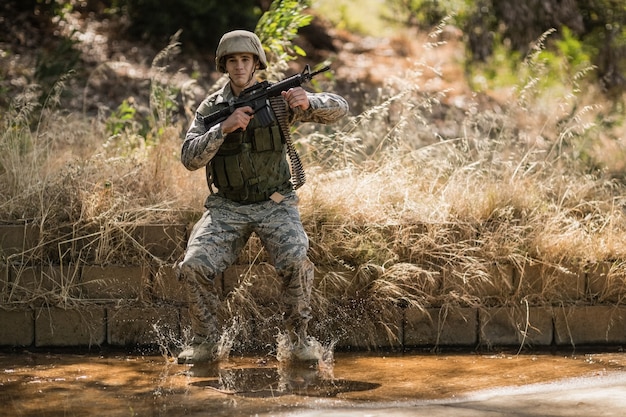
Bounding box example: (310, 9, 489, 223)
(188, 361, 381, 397)
(1, 349, 626, 417)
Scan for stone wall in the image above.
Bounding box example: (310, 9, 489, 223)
(1, 224, 625, 351)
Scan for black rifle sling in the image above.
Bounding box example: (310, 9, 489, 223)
(268, 96, 306, 190)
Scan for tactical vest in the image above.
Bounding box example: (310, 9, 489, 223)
(208, 106, 292, 203)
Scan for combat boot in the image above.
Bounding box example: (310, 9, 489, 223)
(291, 339, 322, 362)
(287, 328, 322, 363)
(177, 337, 218, 364)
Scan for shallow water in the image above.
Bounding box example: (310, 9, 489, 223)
(1, 348, 626, 416)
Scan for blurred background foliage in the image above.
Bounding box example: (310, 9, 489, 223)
(382, 0, 626, 94)
(2, 0, 626, 96)
(117, 0, 262, 49)
(5, 0, 264, 47)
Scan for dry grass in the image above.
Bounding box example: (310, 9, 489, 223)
(2, 27, 626, 350)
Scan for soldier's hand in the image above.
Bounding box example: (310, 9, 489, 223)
(282, 87, 310, 111)
(221, 106, 254, 134)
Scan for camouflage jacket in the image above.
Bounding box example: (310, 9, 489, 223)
(181, 82, 349, 174)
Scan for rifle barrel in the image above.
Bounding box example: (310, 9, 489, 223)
(201, 64, 331, 128)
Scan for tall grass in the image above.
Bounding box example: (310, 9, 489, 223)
(2, 21, 626, 349)
(0, 35, 200, 309)
(297, 26, 626, 321)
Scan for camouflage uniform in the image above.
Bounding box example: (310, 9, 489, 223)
(178, 80, 349, 350)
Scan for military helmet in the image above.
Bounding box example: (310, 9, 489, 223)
(215, 30, 268, 73)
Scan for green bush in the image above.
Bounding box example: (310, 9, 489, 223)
(255, 0, 312, 67)
(392, 0, 626, 95)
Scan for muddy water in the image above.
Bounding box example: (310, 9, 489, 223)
(1, 349, 626, 416)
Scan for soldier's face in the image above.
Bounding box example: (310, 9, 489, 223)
(225, 53, 259, 86)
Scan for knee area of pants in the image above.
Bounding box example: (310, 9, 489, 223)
(278, 257, 314, 276)
(177, 260, 215, 282)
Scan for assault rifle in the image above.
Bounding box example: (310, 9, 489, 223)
(201, 64, 330, 129)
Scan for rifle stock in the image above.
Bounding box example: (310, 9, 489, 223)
(201, 64, 330, 129)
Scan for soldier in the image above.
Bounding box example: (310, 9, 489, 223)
(176, 30, 349, 364)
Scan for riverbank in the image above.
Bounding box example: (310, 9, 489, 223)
(2, 223, 625, 351)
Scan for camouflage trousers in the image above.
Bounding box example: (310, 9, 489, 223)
(176, 192, 314, 345)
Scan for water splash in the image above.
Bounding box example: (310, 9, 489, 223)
(151, 316, 244, 364)
(275, 332, 336, 378)
(152, 320, 186, 360)
(215, 317, 244, 360)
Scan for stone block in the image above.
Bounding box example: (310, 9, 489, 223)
(515, 261, 543, 297)
(329, 301, 403, 350)
(222, 264, 250, 296)
(0, 309, 34, 346)
(404, 307, 477, 347)
(7, 264, 81, 303)
(479, 307, 553, 348)
(587, 262, 626, 303)
(314, 264, 370, 300)
(179, 307, 192, 339)
(237, 308, 284, 353)
(516, 261, 585, 302)
(0, 225, 39, 259)
(7, 265, 70, 302)
(35, 307, 106, 347)
(554, 306, 626, 346)
(379, 263, 442, 298)
(107, 305, 180, 346)
(54, 225, 102, 264)
(443, 262, 514, 298)
(235, 235, 269, 264)
(8, 266, 52, 300)
(0, 264, 8, 303)
(81, 265, 145, 299)
(544, 264, 585, 301)
(177, 305, 279, 354)
(133, 224, 186, 261)
(149, 264, 188, 303)
(222, 263, 280, 301)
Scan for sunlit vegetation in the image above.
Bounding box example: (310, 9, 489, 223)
(2, 0, 626, 348)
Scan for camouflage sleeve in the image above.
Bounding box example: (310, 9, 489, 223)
(291, 92, 349, 124)
(180, 101, 225, 171)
